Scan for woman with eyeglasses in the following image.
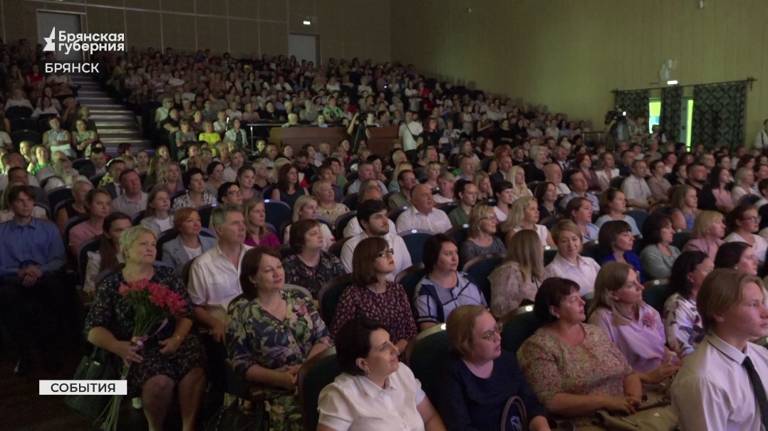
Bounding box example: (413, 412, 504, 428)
(439, 305, 551, 431)
(330, 237, 417, 354)
(723, 203, 768, 266)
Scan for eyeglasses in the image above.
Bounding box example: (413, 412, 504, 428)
(377, 248, 395, 258)
(479, 324, 503, 341)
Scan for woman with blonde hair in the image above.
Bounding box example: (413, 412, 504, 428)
(488, 230, 543, 319)
(588, 262, 680, 382)
(507, 165, 533, 201)
(243, 200, 280, 248)
(473, 171, 494, 203)
(669, 184, 698, 231)
(683, 210, 726, 260)
(501, 196, 554, 247)
(460, 204, 506, 263)
(283, 195, 334, 251)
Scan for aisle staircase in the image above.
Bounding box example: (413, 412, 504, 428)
(70, 74, 151, 154)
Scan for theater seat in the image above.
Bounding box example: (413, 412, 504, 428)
(298, 348, 340, 431)
(405, 324, 450, 404)
(400, 229, 432, 265)
(318, 274, 354, 328)
(501, 309, 545, 353)
(463, 253, 504, 304)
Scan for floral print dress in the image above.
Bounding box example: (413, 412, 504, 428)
(283, 252, 345, 298)
(226, 290, 330, 431)
(84, 265, 206, 395)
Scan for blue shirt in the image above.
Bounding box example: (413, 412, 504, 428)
(602, 251, 645, 283)
(0, 218, 66, 276)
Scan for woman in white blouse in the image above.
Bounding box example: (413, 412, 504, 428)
(501, 196, 555, 248)
(317, 318, 446, 431)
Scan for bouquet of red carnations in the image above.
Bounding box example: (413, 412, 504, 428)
(98, 279, 186, 431)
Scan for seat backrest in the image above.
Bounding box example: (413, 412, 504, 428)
(5, 106, 33, 120)
(264, 199, 292, 229)
(544, 247, 557, 266)
(672, 231, 692, 250)
(155, 228, 180, 261)
(78, 237, 102, 284)
(298, 349, 340, 431)
(395, 263, 426, 303)
(581, 241, 599, 260)
(627, 209, 649, 232)
(400, 230, 432, 265)
(72, 159, 96, 178)
(463, 254, 503, 303)
(334, 210, 357, 239)
(643, 279, 671, 313)
(342, 193, 359, 211)
(198, 205, 214, 228)
(327, 236, 350, 258)
(47, 187, 73, 213)
(389, 206, 408, 222)
(317, 274, 354, 327)
(406, 326, 451, 403)
(501, 311, 545, 353)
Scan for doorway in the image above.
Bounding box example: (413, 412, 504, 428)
(37, 10, 84, 62)
(288, 34, 317, 65)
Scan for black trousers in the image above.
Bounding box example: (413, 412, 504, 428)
(0, 273, 82, 357)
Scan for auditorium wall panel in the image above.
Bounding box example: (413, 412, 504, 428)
(391, 0, 768, 146)
(4, 0, 390, 64)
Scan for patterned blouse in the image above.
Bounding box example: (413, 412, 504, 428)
(317, 203, 350, 225)
(517, 324, 633, 406)
(227, 289, 330, 430)
(330, 281, 417, 344)
(171, 190, 217, 210)
(283, 252, 346, 298)
(663, 293, 704, 357)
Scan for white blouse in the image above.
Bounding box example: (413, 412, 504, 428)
(318, 363, 426, 431)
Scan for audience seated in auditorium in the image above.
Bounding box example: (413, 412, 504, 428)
(459, 204, 506, 263)
(595, 189, 641, 236)
(395, 184, 452, 234)
(111, 169, 148, 218)
(283, 195, 335, 251)
(172, 168, 216, 210)
(598, 220, 644, 280)
(501, 196, 554, 248)
(724, 203, 768, 265)
(69, 188, 112, 256)
(242, 200, 281, 248)
(564, 197, 599, 243)
(448, 179, 477, 228)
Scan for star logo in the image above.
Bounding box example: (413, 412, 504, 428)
(43, 27, 56, 52)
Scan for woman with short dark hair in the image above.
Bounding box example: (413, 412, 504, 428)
(227, 247, 331, 431)
(414, 234, 487, 330)
(598, 220, 644, 280)
(317, 318, 446, 431)
(282, 219, 345, 298)
(330, 237, 416, 353)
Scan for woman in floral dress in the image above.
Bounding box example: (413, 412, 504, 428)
(85, 226, 206, 431)
(227, 247, 332, 431)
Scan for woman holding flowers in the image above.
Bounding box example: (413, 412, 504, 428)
(84, 226, 206, 431)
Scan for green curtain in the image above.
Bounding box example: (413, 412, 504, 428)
(692, 81, 747, 150)
(660, 86, 683, 143)
(614, 89, 650, 120)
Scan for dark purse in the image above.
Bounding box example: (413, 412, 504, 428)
(64, 347, 121, 419)
(204, 398, 269, 431)
(500, 395, 528, 431)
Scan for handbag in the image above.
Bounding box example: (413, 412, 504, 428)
(500, 395, 528, 431)
(204, 398, 269, 431)
(64, 347, 121, 419)
(594, 394, 677, 431)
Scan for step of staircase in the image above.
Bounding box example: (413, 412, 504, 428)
(73, 74, 151, 153)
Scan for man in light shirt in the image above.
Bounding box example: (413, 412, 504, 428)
(111, 169, 148, 218)
(671, 269, 768, 431)
(399, 111, 423, 153)
(395, 184, 452, 234)
(346, 162, 388, 195)
(622, 159, 653, 210)
(341, 199, 411, 277)
(188, 205, 251, 342)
